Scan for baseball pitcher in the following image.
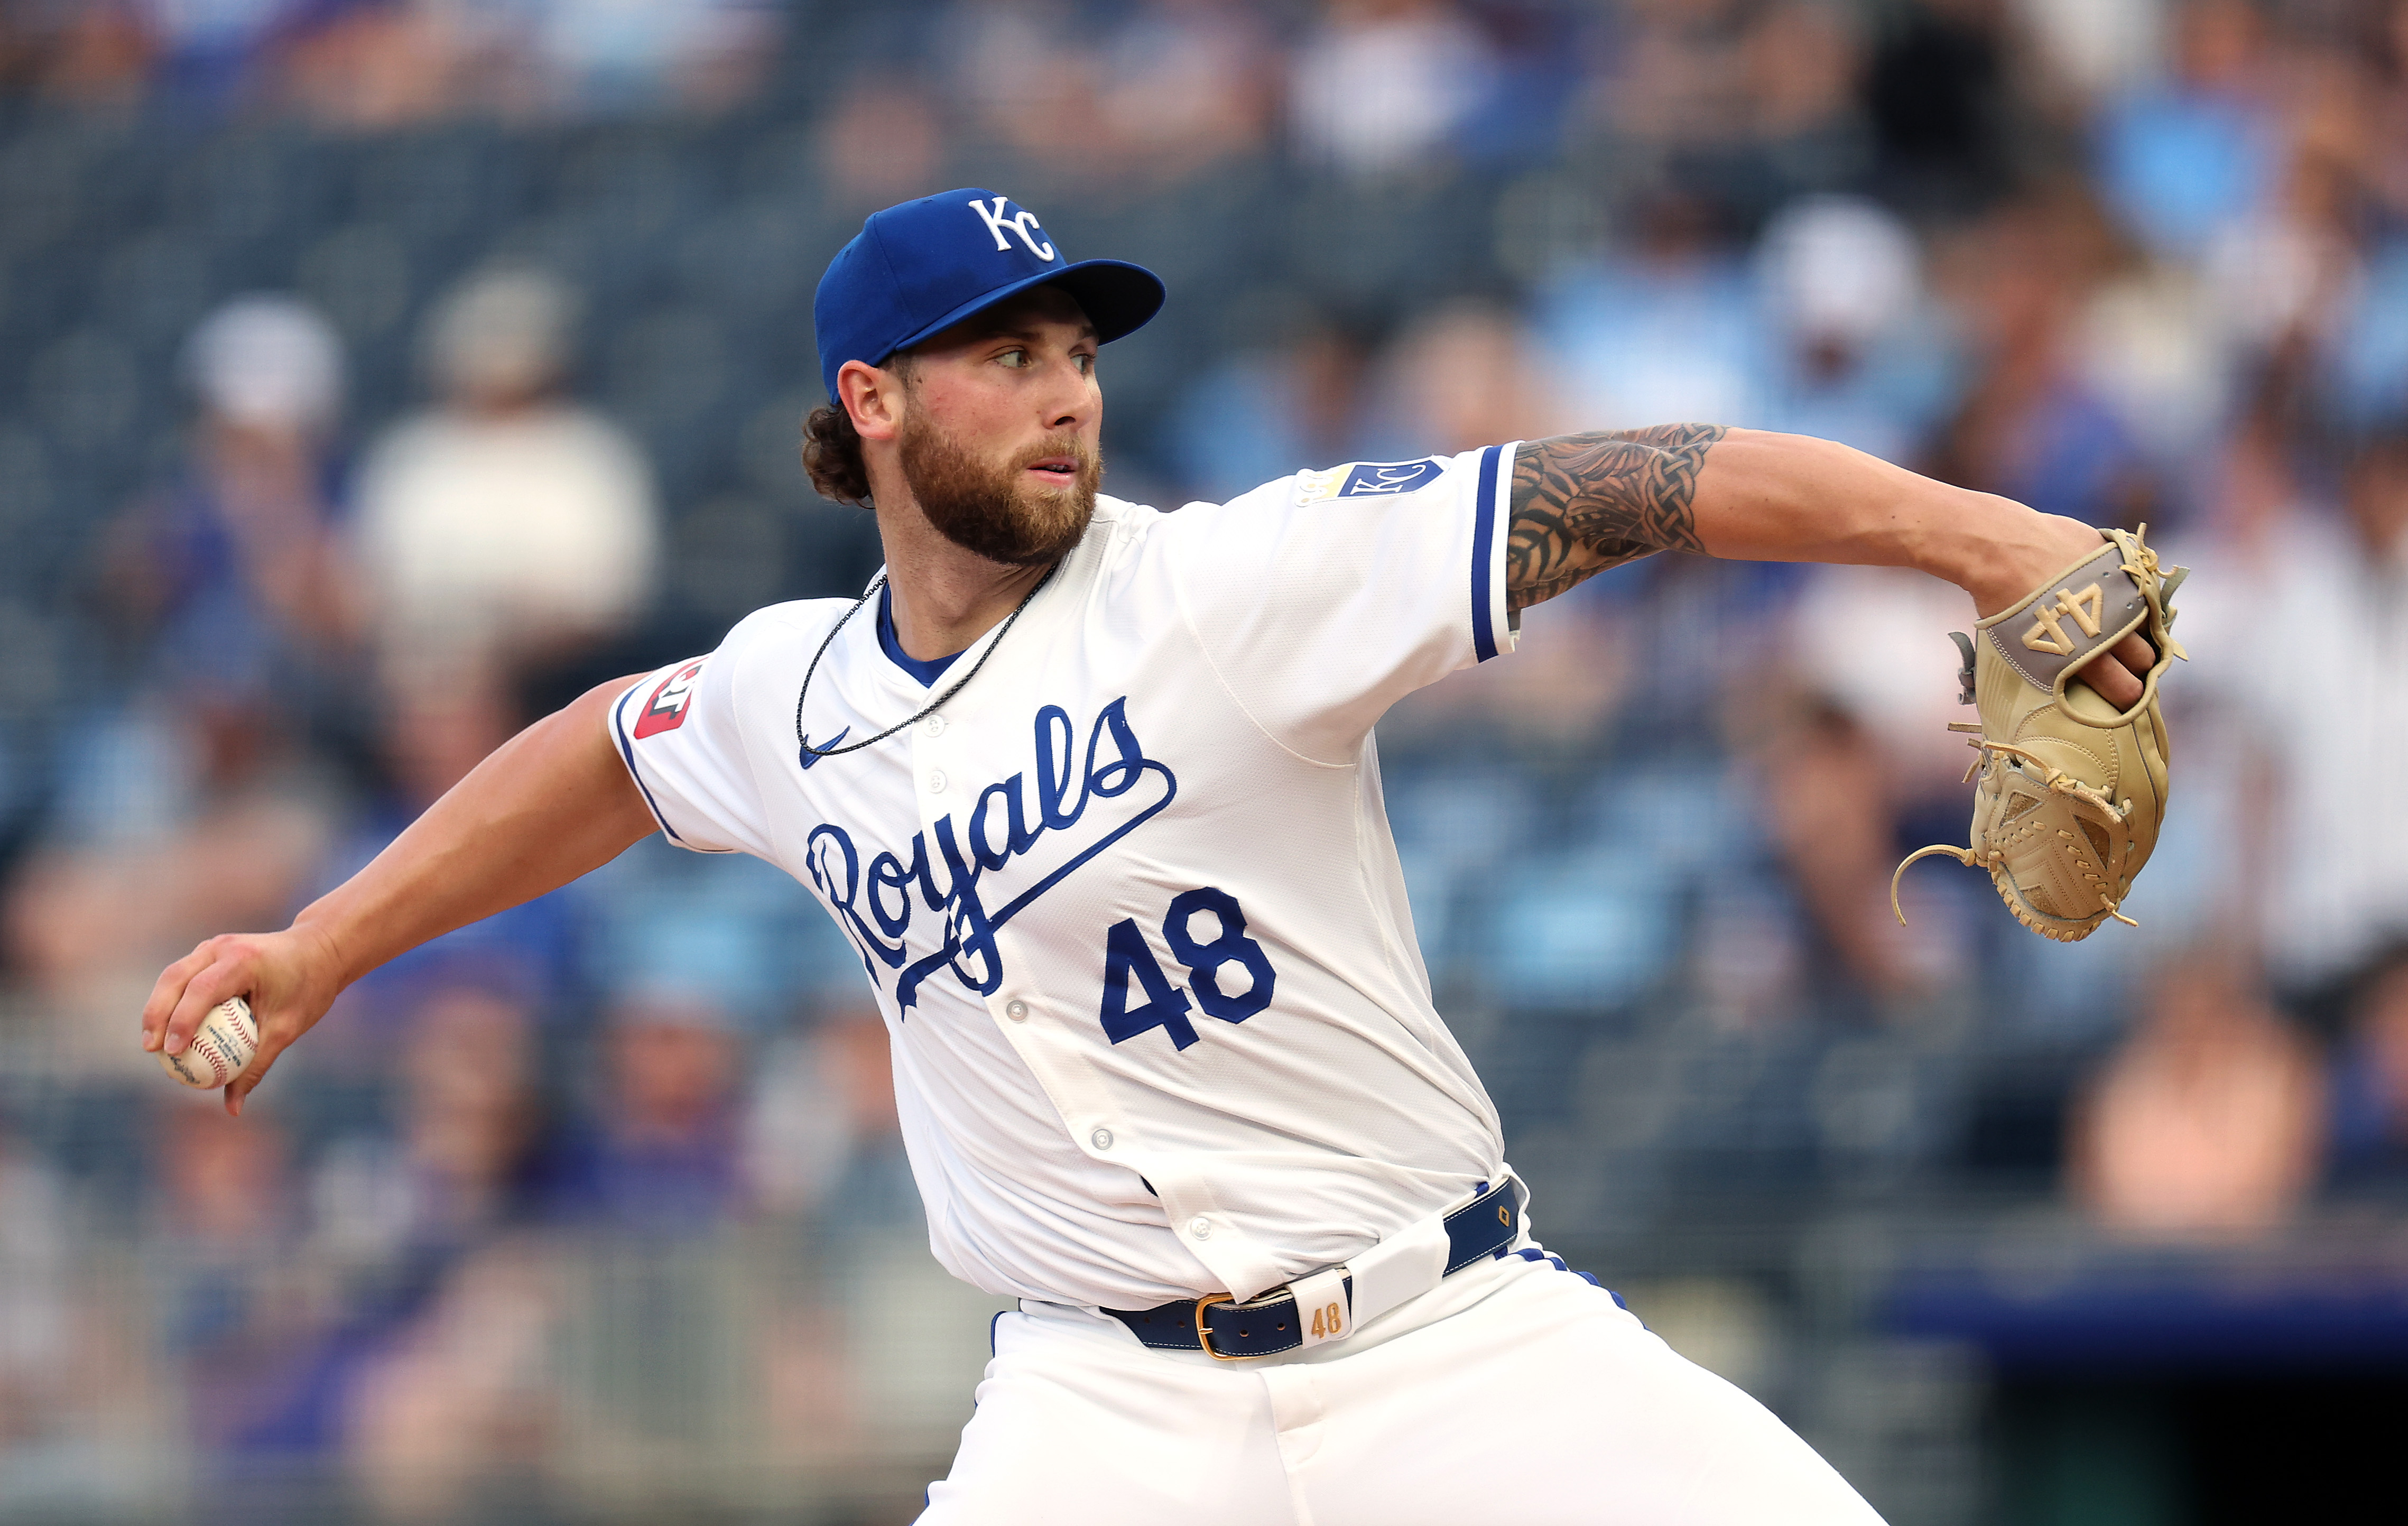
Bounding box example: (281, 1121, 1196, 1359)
(143, 190, 2178, 1523)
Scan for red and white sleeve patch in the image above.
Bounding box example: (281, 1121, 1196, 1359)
(632, 660, 706, 738)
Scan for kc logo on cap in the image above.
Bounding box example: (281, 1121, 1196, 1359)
(813, 187, 1165, 405)
(968, 196, 1057, 261)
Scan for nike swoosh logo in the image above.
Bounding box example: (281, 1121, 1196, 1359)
(798, 728, 850, 771)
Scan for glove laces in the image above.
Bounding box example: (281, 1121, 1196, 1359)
(1891, 739, 2140, 931)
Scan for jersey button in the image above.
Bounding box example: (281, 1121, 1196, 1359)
(927, 771, 947, 793)
(922, 715, 947, 737)
(1004, 1000, 1029, 1021)
(1090, 1127, 1114, 1151)
(1188, 1217, 1213, 1241)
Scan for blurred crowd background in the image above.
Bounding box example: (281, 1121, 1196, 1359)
(0, 0, 2404, 1522)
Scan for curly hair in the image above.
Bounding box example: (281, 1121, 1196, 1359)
(802, 402, 873, 506)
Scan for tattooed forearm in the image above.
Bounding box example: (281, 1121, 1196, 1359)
(1506, 424, 1727, 611)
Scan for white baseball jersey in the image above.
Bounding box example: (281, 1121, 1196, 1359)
(610, 445, 1520, 1311)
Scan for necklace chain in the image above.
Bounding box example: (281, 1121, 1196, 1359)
(793, 563, 1059, 762)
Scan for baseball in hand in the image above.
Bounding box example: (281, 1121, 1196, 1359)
(160, 996, 258, 1090)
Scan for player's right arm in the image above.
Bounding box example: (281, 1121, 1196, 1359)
(140, 676, 657, 1116)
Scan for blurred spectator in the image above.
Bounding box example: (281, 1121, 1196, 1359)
(1170, 304, 1382, 504)
(352, 267, 660, 688)
(151, 1089, 293, 1248)
(2291, 5, 2408, 448)
(1784, 560, 1980, 824)
(1925, 187, 2162, 528)
(2193, 83, 2365, 379)
(578, 841, 859, 1030)
(2296, 147, 2408, 440)
(254, 984, 553, 1509)
(271, 0, 488, 129)
(938, 0, 1108, 175)
(1359, 300, 1555, 455)
(2095, 0, 2278, 264)
(942, 0, 1281, 187)
(1752, 696, 1928, 1004)
(5, 2, 156, 105)
(313, 983, 545, 1258)
(2070, 955, 2323, 1241)
(527, 0, 781, 114)
(743, 1031, 852, 1222)
(1582, 0, 1871, 224)
(345, 1238, 562, 1523)
(1534, 186, 1771, 431)
(1753, 195, 1959, 464)
(1092, 0, 1276, 182)
(1737, 2, 1874, 211)
(100, 295, 363, 711)
(1289, 0, 1499, 179)
(816, 72, 948, 212)
(2327, 950, 2408, 1189)
(135, 0, 308, 109)
(2188, 428, 2408, 998)
(543, 993, 744, 1229)
(372, 674, 516, 816)
(2, 734, 333, 1011)
(146, 1100, 342, 1458)
(1581, 0, 1755, 158)
(2014, 0, 2166, 107)
(748, 1004, 916, 1228)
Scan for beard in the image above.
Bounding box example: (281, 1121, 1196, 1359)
(896, 411, 1102, 567)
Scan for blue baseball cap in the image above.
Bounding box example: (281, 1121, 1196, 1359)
(814, 189, 1166, 403)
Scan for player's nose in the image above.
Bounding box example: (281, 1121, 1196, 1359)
(1034, 354, 1096, 432)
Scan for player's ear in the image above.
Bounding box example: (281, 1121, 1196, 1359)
(841, 357, 908, 442)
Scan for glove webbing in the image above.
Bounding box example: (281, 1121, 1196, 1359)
(1890, 739, 2140, 930)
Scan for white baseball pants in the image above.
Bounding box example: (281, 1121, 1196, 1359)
(918, 1250, 1887, 1524)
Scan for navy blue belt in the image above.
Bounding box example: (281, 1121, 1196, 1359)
(1105, 1180, 1522, 1359)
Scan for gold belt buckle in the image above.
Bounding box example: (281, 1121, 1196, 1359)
(1193, 1287, 1304, 1360)
(1193, 1291, 1243, 1360)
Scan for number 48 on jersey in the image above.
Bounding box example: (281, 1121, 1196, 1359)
(1098, 887, 1275, 1051)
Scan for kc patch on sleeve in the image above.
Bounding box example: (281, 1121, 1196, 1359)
(1295, 458, 1447, 504)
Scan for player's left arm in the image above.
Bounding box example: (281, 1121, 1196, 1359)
(1506, 426, 2156, 706)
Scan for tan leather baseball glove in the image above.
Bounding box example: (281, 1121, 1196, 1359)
(1892, 526, 2189, 942)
